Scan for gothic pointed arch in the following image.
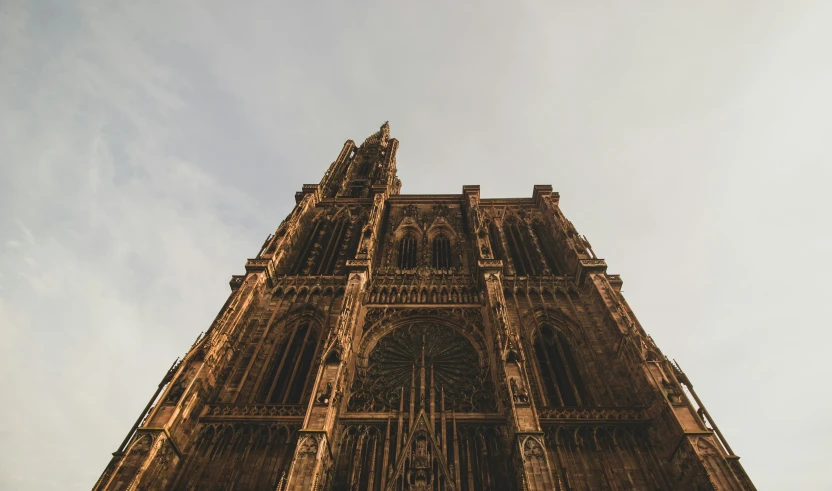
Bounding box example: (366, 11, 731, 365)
(290, 206, 363, 275)
(531, 218, 562, 275)
(251, 308, 327, 405)
(431, 233, 453, 270)
(348, 320, 495, 413)
(397, 231, 419, 270)
(531, 323, 590, 407)
(391, 211, 423, 271)
(501, 215, 544, 276)
(487, 220, 505, 263)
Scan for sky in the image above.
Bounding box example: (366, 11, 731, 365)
(1, 0, 830, 489)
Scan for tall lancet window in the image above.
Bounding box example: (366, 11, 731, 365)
(432, 234, 452, 269)
(398, 234, 418, 270)
(532, 220, 561, 275)
(291, 218, 353, 275)
(503, 220, 539, 276)
(488, 222, 505, 261)
(533, 325, 589, 407)
(256, 321, 321, 404)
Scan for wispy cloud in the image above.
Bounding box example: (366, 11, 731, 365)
(1, 0, 831, 489)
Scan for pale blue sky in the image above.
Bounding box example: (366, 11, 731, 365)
(2, 1, 831, 489)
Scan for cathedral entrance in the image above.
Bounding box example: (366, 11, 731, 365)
(332, 320, 512, 491)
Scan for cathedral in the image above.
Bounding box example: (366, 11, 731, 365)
(93, 123, 755, 490)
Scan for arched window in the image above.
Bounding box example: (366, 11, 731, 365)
(398, 234, 418, 269)
(291, 221, 325, 274)
(488, 222, 505, 261)
(256, 321, 321, 404)
(432, 234, 452, 269)
(503, 220, 531, 275)
(533, 325, 589, 407)
(502, 219, 544, 276)
(532, 220, 561, 275)
(291, 218, 356, 275)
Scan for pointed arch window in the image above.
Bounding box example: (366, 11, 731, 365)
(291, 218, 355, 275)
(488, 222, 505, 261)
(503, 219, 544, 276)
(532, 220, 561, 275)
(256, 321, 321, 404)
(432, 234, 452, 269)
(398, 234, 418, 270)
(533, 325, 589, 407)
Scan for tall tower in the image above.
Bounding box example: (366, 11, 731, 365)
(94, 123, 755, 490)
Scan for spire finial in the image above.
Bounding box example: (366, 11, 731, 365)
(364, 121, 391, 146)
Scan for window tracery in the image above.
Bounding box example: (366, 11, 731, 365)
(398, 234, 419, 270)
(544, 426, 670, 490)
(331, 424, 387, 491)
(172, 423, 299, 490)
(502, 218, 543, 276)
(488, 221, 505, 262)
(431, 234, 452, 269)
(533, 325, 589, 407)
(532, 219, 561, 275)
(255, 321, 322, 404)
(348, 322, 495, 413)
(290, 213, 362, 275)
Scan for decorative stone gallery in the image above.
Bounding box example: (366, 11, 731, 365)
(93, 123, 755, 490)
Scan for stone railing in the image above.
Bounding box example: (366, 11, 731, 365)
(203, 404, 306, 420)
(366, 273, 480, 305)
(538, 406, 646, 422)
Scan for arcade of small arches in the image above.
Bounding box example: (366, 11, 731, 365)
(366, 285, 481, 305)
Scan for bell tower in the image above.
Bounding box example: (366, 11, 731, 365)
(320, 121, 401, 199)
(93, 123, 755, 490)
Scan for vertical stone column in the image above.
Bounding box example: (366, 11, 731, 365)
(267, 187, 321, 278)
(463, 185, 492, 260)
(466, 185, 559, 491)
(481, 265, 559, 491)
(319, 140, 356, 198)
(283, 191, 386, 491)
(282, 267, 367, 491)
(355, 191, 386, 263)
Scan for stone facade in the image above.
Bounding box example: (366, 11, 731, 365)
(93, 123, 755, 490)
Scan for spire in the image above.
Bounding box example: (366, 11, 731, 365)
(363, 121, 391, 147)
(319, 122, 400, 198)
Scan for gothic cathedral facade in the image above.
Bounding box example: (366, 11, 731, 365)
(94, 123, 755, 490)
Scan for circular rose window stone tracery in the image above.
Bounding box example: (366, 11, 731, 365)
(348, 322, 495, 412)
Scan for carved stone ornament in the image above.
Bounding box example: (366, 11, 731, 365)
(315, 381, 333, 406)
(348, 322, 496, 412)
(523, 437, 545, 460)
(511, 377, 530, 404)
(297, 433, 321, 457)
